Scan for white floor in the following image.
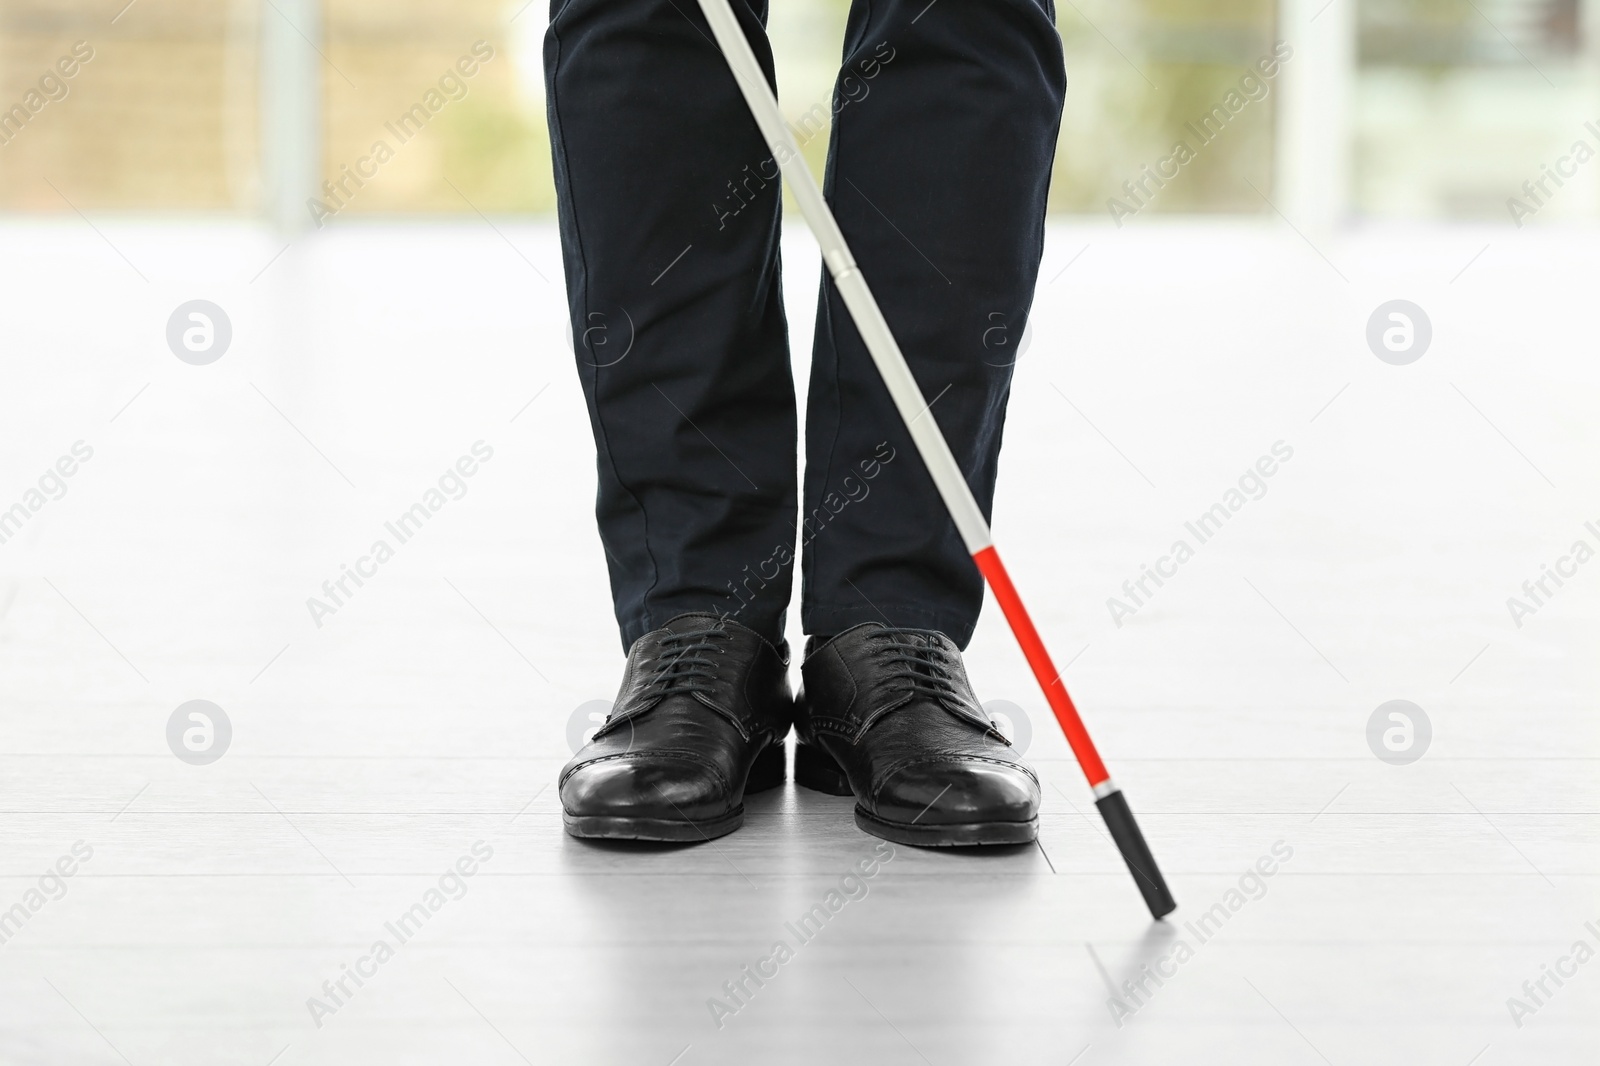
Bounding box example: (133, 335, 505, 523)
(0, 217, 1596, 1065)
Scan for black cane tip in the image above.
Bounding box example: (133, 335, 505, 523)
(1095, 787, 1177, 920)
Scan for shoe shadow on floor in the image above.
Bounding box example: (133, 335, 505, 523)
(570, 838, 706, 854)
(558, 786, 1045, 863)
(552, 783, 1049, 1060)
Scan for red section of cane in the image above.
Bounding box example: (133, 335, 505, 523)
(974, 546, 1178, 919)
(972, 546, 1109, 786)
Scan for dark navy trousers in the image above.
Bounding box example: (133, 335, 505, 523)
(544, 0, 1065, 651)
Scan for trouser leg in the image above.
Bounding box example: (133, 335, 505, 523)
(800, 0, 1066, 648)
(545, 0, 797, 650)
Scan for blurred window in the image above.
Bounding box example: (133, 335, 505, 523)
(10, 0, 1585, 221)
(0, 0, 259, 211)
(1050, 0, 1283, 215)
(321, 0, 548, 215)
(1354, 0, 1595, 220)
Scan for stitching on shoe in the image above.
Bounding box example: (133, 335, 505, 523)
(807, 701, 997, 745)
(560, 750, 731, 794)
(869, 753, 1041, 797)
(806, 717, 860, 739)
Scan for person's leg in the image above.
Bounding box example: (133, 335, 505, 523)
(545, 0, 797, 651)
(800, 0, 1066, 648)
(794, 0, 1066, 846)
(547, 0, 799, 842)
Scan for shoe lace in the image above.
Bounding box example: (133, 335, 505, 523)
(865, 628, 981, 716)
(637, 625, 732, 702)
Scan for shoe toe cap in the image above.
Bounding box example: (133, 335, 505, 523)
(560, 754, 729, 822)
(874, 759, 1040, 826)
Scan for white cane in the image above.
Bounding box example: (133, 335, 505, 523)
(693, 0, 1175, 918)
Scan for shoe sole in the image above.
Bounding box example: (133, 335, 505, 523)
(854, 805, 1038, 847)
(795, 743, 1039, 847)
(561, 743, 785, 844)
(563, 807, 745, 842)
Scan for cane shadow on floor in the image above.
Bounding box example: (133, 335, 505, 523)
(1087, 917, 1182, 1002)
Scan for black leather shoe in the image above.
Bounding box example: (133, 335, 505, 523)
(795, 623, 1040, 846)
(560, 613, 792, 842)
